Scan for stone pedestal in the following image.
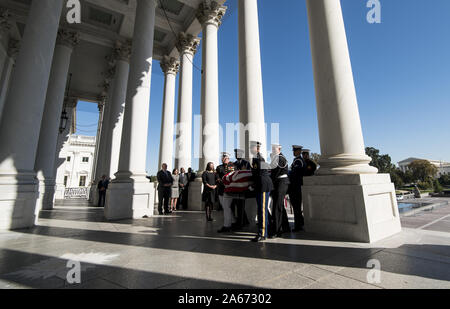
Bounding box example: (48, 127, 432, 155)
(105, 177, 154, 220)
(302, 174, 401, 243)
(0, 178, 39, 230)
(188, 178, 204, 211)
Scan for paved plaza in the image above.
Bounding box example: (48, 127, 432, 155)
(0, 199, 449, 289)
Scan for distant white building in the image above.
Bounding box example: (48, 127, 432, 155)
(55, 135, 96, 199)
(398, 157, 450, 177)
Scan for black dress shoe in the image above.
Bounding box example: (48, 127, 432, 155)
(251, 236, 266, 242)
(292, 227, 304, 232)
(217, 226, 231, 233)
(158, 212, 163, 216)
(276, 232, 284, 238)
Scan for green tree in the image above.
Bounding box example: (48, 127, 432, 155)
(408, 160, 438, 182)
(439, 174, 450, 186)
(365, 147, 395, 173)
(390, 169, 404, 188)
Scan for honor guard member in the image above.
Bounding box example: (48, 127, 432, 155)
(302, 149, 317, 177)
(234, 149, 251, 171)
(249, 141, 273, 242)
(270, 144, 291, 237)
(216, 152, 235, 212)
(288, 145, 306, 231)
(233, 149, 251, 227)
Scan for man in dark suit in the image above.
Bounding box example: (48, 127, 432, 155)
(289, 145, 307, 231)
(97, 175, 109, 207)
(178, 168, 189, 210)
(157, 163, 173, 215)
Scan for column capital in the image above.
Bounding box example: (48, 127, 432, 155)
(0, 8, 12, 35)
(7, 38, 20, 59)
(196, 1, 227, 28)
(64, 97, 78, 108)
(176, 32, 201, 56)
(160, 56, 180, 75)
(56, 28, 80, 49)
(113, 40, 132, 63)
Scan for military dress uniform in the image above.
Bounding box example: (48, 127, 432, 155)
(270, 149, 291, 237)
(250, 142, 273, 242)
(233, 149, 251, 227)
(289, 146, 307, 231)
(302, 149, 318, 177)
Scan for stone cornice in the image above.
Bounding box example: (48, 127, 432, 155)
(160, 56, 180, 75)
(57, 28, 80, 49)
(196, 1, 227, 28)
(176, 32, 201, 56)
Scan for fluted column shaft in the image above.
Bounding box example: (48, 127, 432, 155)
(0, 0, 63, 178)
(306, 0, 377, 175)
(107, 42, 131, 177)
(159, 57, 179, 171)
(35, 29, 79, 210)
(238, 0, 267, 160)
(197, 2, 226, 171)
(116, 0, 156, 180)
(175, 34, 200, 171)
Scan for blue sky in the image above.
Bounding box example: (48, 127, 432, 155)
(78, 0, 450, 176)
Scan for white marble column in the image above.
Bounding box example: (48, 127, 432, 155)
(174, 33, 200, 171)
(302, 0, 401, 243)
(106, 0, 157, 220)
(0, 0, 63, 230)
(107, 41, 131, 178)
(196, 1, 226, 171)
(35, 29, 79, 211)
(159, 56, 179, 171)
(306, 0, 376, 175)
(238, 0, 267, 160)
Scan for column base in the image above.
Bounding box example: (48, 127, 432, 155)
(36, 180, 56, 211)
(0, 174, 39, 230)
(188, 177, 204, 211)
(104, 176, 155, 220)
(302, 174, 402, 243)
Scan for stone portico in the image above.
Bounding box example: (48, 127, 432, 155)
(0, 0, 400, 243)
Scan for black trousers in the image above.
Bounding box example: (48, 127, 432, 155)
(290, 189, 304, 229)
(98, 190, 106, 207)
(181, 187, 189, 210)
(158, 187, 171, 214)
(272, 179, 290, 234)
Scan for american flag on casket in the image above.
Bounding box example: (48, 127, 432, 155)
(222, 170, 254, 194)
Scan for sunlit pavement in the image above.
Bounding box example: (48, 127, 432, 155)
(0, 199, 449, 289)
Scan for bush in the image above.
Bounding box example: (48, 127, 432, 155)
(417, 179, 433, 190)
(434, 179, 444, 193)
(439, 175, 450, 186)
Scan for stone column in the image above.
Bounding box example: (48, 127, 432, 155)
(0, 0, 63, 230)
(106, 41, 131, 179)
(238, 0, 267, 160)
(105, 0, 157, 220)
(187, 2, 226, 212)
(196, 1, 226, 171)
(159, 56, 180, 171)
(302, 0, 401, 243)
(0, 10, 16, 122)
(175, 33, 200, 171)
(35, 29, 79, 211)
